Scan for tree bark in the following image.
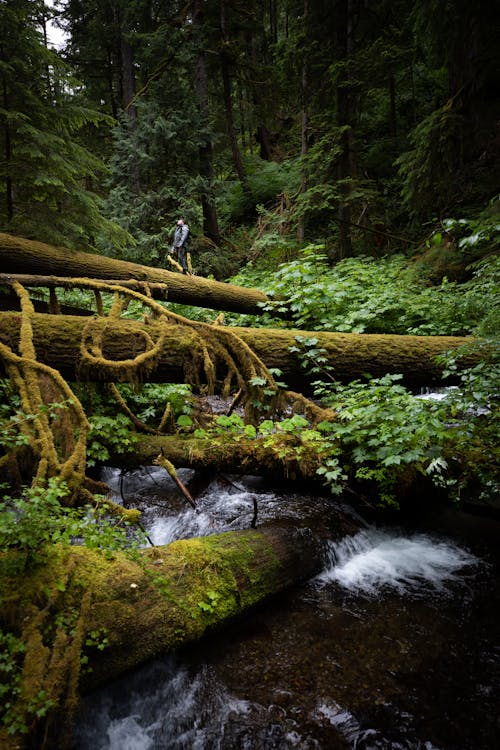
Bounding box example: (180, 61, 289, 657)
(335, 0, 355, 259)
(116, 432, 322, 480)
(0, 233, 270, 316)
(0, 311, 476, 389)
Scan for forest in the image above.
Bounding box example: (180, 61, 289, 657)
(0, 1, 499, 747)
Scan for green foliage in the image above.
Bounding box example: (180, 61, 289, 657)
(0, 630, 26, 735)
(102, 99, 203, 264)
(0, 379, 75, 456)
(0, 0, 130, 250)
(218, 157, 301, 225)
(0, 479, 71, 568)
(397, 104, 465, 219)
(242, 243, 499, 336)
(197, 335, 498, 508)
(114, 383, 193, 426)
(80, 628, 110, 674)
(86, 413, 139, 467)
(317, 375, 453, 504)
(196, 589, 220, 615)
(436, 341, 500, 501)
(0, 479, 146, 573)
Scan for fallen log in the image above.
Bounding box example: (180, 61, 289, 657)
(81, 527, 323, 687)
(0, 232, 270, 316)
(120, 433, 317, 480)
(0, 311, 476, 388)
(0, 526, 323, 748)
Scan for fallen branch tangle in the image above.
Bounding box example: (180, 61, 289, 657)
(0, 277, 322, 500)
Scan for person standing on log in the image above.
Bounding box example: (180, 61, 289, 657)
(169, 218, 190, 274)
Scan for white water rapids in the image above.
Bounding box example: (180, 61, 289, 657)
(316, 528, 479, 596)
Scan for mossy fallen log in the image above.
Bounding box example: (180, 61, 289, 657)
(0, 526, 322, 747)
(118, 433, 318, 480)
(80, 527, 322, 688)
(0, 311, 476, 388)
(0, 232, 270, 316)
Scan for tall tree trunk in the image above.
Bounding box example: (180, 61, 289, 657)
(121, 33, 138, 124)
(298, 0, 309, 243)
(119, 16, 140, 196)
(193, 0, 221, 243)
(251, 23, 272, 161)
(107, 47, 119, 119)
(335, 0, 355, 259)
(1, 45, 13, 222)
(220, 0, 251, 199)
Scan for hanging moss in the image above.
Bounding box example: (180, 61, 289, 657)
(0, 277, 289, 499)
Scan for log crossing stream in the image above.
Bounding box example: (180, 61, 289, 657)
(72, 467, 500, 750)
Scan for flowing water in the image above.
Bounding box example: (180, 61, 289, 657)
(72, 468, 500, 750)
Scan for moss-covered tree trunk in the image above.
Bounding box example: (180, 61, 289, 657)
(0, 232, 270, 315)
(116, 432, 319, 480)
(0, 311, 475, 389)
(80, 527, 322, 688)
(0, 526, 323, 748)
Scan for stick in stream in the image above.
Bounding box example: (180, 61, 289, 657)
(154, 451, 197, 510)
(220, 474, 259, 528)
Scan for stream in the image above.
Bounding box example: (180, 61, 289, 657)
(72, 467, 500, 750)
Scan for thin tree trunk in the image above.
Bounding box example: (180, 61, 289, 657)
(335, 0, 354, 259)
(1, 45, 13, 222)
(121, 33, 138, 124)
(389, 74, 397, 141)
(298, 0, 309, 242)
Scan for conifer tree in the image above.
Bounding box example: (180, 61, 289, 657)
(0, 0, 128, 250)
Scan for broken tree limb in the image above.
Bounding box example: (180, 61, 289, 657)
(0, 273, 171, 296)
(154, 452, 197, 509)
(0, 311, 477, 388)
(0, 232, 271, 316)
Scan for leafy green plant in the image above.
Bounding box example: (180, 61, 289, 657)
(79, 628, 110, 675)
(113, 383, 193, 426)
(86, 413, 139, 467)
(0, 630, 26, 735)
(0, 380, 74, 453)
(231, 243, 498, 337)
(0, 479, 76, 570)
(0, 479, 146, 574)
(196, 589, 221, 615)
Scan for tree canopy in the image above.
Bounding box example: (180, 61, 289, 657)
(1, 0, 498, 266)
